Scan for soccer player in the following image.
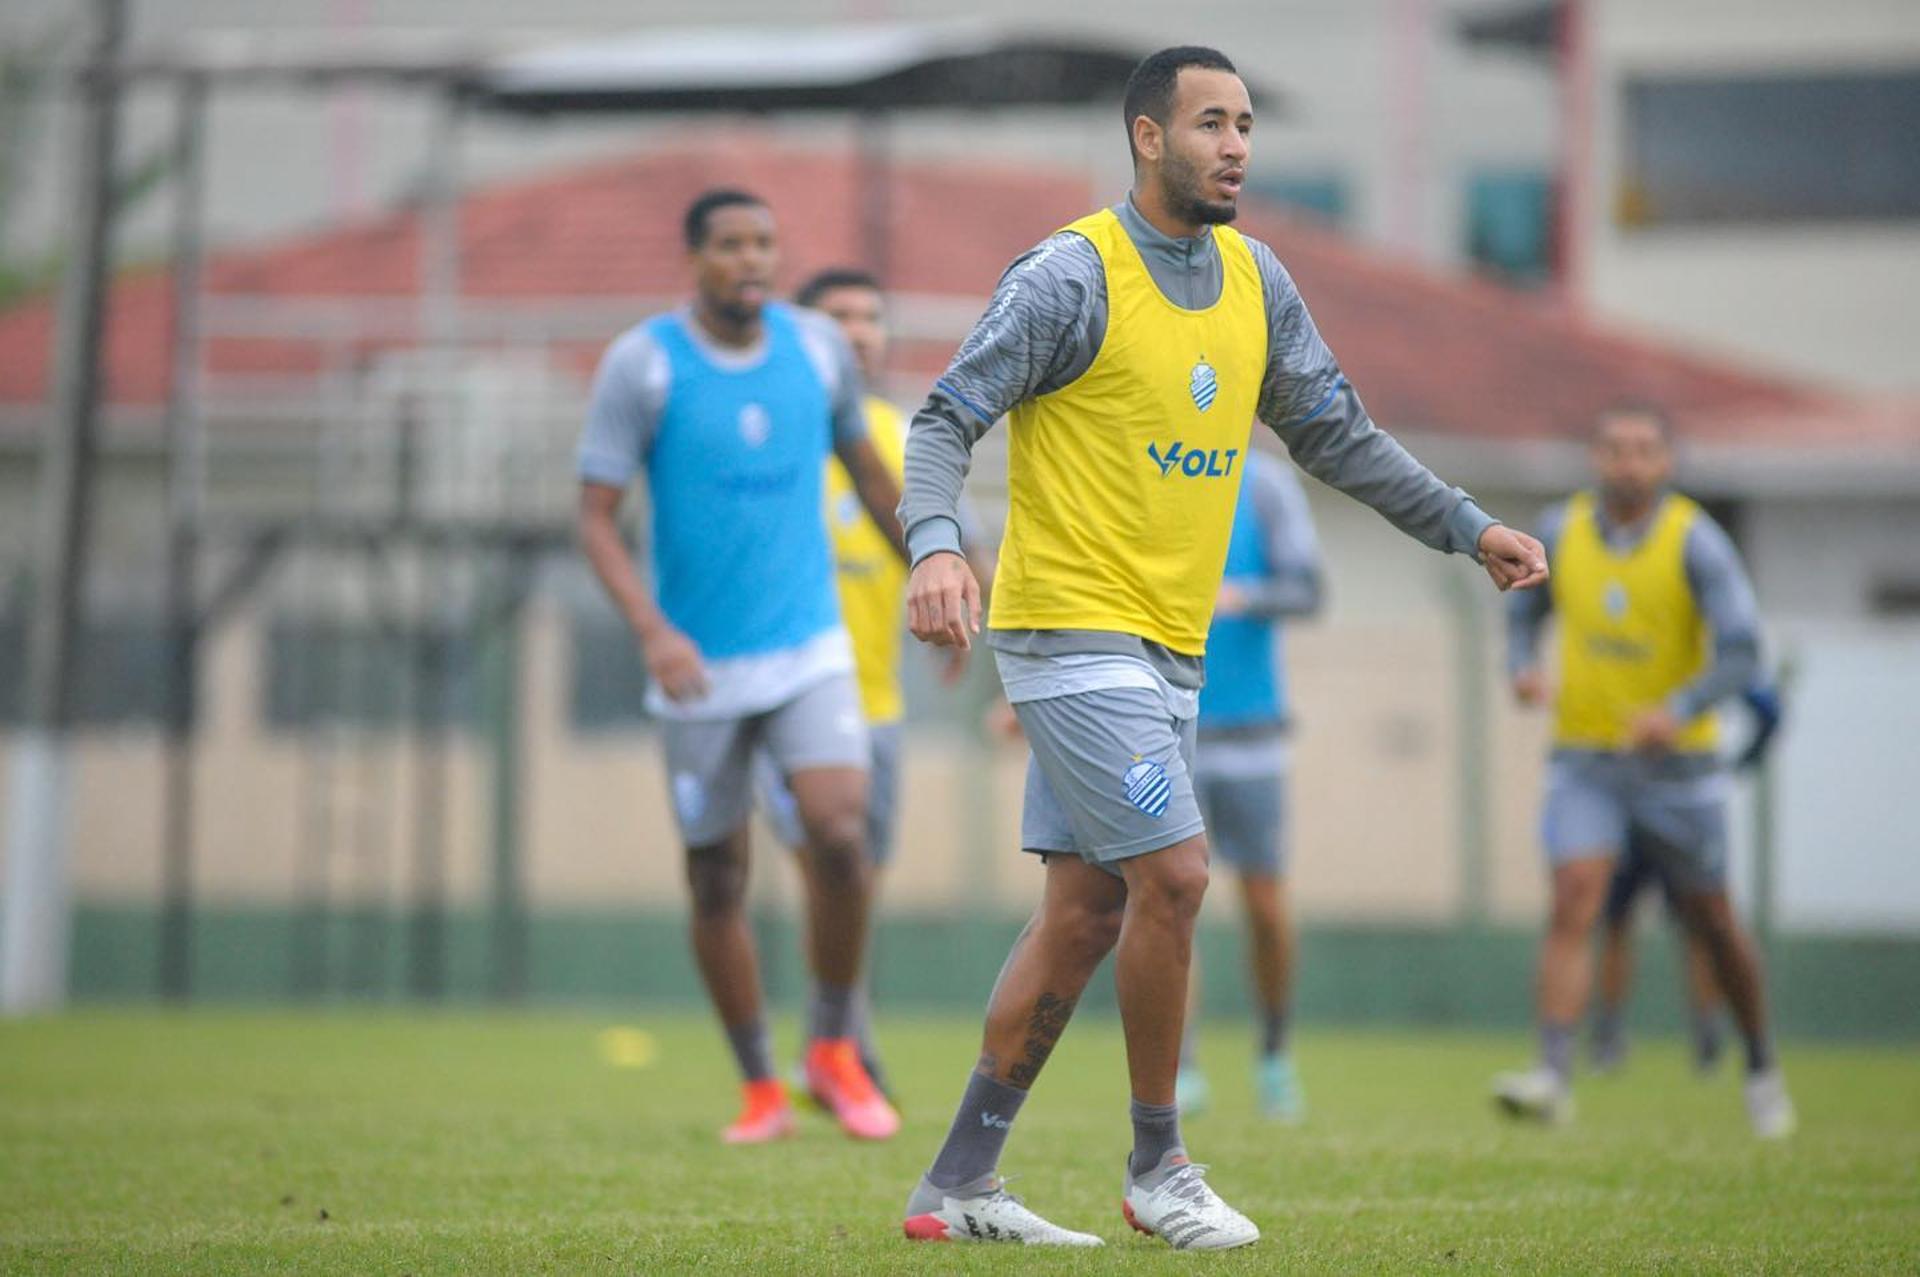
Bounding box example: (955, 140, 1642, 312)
(753, 267, 982, 1099)
(1175, 448, 1324, 1123)
(576, 191, 905, 1146)
(1494, 405, 1796, 1138)
(1589, 680, 1784, 1074)
(896, 47, 1547, 1248)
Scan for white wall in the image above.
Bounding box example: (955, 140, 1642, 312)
(1744, 497, 1920, 619)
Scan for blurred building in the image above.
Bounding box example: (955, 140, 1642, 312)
(0, 4, 1915, 1015)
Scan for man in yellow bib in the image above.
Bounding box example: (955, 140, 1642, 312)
(1494, 405, 1795, 1139)
(755, 267, 980, 1100)
(896, 47, 1548, 1249)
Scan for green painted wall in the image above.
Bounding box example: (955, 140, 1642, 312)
(67, 904, 1920, 1041)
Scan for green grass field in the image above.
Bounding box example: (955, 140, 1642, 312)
(2, 1011, 1916, 1274)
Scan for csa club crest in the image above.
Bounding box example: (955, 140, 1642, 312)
(1122, 755, 1171, 818)
(1604, 581, 1629, 619)
(1188, 359, 1218, 412)
(738, 402, 772, 447)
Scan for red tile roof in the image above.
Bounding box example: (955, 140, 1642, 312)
(2, 137, 1911, 450)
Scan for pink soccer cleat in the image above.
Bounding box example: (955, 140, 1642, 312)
(805, 1038, 900, 1141)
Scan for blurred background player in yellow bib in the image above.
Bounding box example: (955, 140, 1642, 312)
(755, 268, 986, 1102)
(1495, 405, 1795, 1138)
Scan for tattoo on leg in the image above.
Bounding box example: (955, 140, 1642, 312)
(1006, 992, 1076, 1086)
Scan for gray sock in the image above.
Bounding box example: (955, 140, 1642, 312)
(724, 1018, 773, 1082)
(1743, 1030, 1775, 1075)
(1260, 1008, 1289, 1058)
(1128, 1097, 1185, 1181)
(906, 1169, 998, 1216)
(926, 1070, 1028, 1190)
(809, 982, 857, 1041)
(852, 989, 890, 1091)
(1693, 1010, 1724, 1061)
(1540, 1022, 1575, 1082)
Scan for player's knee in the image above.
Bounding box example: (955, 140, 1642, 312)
(1550, 885, 1603, 934)
(807, 830, 870, 895)
(798, 806, 867, 887)
(1056, 900, 1124, 966)
(1135, 851, 1210, 923)
(685, 848, 748, 918)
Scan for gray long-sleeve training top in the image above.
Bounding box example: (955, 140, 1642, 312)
(899, 196, 1494, 691)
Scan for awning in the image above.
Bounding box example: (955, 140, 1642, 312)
(467, 21, 1277, 115)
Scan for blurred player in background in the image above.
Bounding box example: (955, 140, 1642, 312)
(896, 46, 1546, 1249)
(1495, 405, 1796, 1138)
(1175, 448, 1324, 1123)
(1590, 679, 1784, 1074)
(576, 192, 904, 1146)
(755, 267, 988, 1102)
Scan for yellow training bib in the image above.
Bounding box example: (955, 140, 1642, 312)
(827, 396, 908, 725)
(1551, 490, 1717, 752)
(990, 209, 1268, 654)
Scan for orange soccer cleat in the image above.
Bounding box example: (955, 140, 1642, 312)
(805, 1038, 900, 1141)
(721, 1077, 796, 1145)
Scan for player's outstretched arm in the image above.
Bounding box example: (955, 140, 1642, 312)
(576, 482, 708, 701)
(1246, 238, 1545, 595)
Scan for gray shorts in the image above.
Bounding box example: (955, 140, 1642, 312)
(754, 720, 901, 866)
(1016, 685, 1204, 876)
(662, 672, 868, 847)
(1193, 745, 1288, 878)
(1542, 751, 1732, 891)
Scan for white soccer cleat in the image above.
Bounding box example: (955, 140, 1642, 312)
(1744, 1068, 1798, 1140)
(902, 1176, 1103, 1246)
(1122, 1158, 1260, 1251)
(1492, 1067, 1575, 1126)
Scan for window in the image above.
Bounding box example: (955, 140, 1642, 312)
(568, 613, 654, 732)
(1620, 70, 1920, 226)
(1466, 170, 1554, 284)
(1250, 173, 1349, 227)
(263, 621, 481, 730)
(0, 616, 181, 727)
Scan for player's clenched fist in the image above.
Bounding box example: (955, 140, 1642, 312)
(907, 551, 982, 650)
(639, 623, 709, 702)
(1478, 524, 1550, 593)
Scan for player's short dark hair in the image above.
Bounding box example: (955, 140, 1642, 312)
(1592, 401, 1674, 442)
(683, 188, 767, 250)
(796, 267, 883, 309)
(1122, 46, 1238, 163)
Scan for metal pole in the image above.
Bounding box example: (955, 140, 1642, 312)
(407, 618, 451, 999)
(410, 89, 464, 996)
(158, 71, 209, 1003)
(1449, 569, 1492, 928)
(1385, 0, 1432, 258)
(1555, 0, 1593, 301)
(1, 0, 127, 1015)
(485, 552, 531, 1001)
(856, 110, 892, 282)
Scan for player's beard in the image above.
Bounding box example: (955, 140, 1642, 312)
(1599, 477, 1658, 518)
(1161, 145, 1239, 226)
